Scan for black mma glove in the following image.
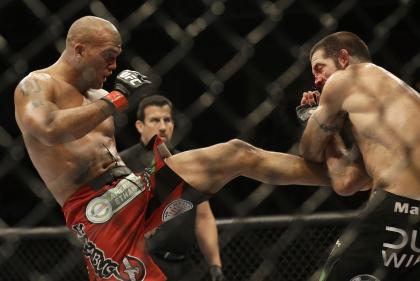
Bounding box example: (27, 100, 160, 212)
(296, 103, 318, 126)
(101, 69, 151, 112)
(296, 90, 320, 126)
(209, 265, 225, 281)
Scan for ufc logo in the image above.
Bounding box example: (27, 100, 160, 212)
(119, 71, 149, 87)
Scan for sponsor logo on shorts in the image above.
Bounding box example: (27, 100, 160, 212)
(72, 223, 146, 281)
(394, 201, 419, 215)
(349, 274, 380, 281)
(86, 197, 113, 223)
(162, 199, 193, 222)
(115, 255, 146, 281)
(86, 173, 145, 223)
(382, 226, 420, 268)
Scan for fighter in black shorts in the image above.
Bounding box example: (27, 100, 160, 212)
(299, 31, 420, 280)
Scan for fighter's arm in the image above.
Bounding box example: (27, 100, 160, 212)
(325, 135, 372, 195)
(195, 201, 222, 268)
(15, 74, 113, 145)
(299, 72, 349, 163)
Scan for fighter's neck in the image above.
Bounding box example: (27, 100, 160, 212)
(49, 58, 91, 93)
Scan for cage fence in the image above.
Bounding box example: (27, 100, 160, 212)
(0, 213, 353, 281)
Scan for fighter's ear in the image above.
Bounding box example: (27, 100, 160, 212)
(338, 49, 350, 68)
(135, 120, 144, 135)
(74, 43, 85, 58)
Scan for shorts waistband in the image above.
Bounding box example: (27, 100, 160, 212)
(372, 188, 420, 205)
(88, 166, 132, 190)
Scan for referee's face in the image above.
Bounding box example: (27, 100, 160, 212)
(136, 105, 174, 145)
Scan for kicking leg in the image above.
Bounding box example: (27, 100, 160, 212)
(165, 139, 329, 194)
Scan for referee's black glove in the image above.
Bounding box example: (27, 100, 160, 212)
(209, 265, 225, 281)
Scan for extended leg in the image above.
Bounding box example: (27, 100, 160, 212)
(165, 139, 329, 194)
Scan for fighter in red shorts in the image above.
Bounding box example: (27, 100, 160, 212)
(14, 16, 362, 281)
(63, 136, 210, 280)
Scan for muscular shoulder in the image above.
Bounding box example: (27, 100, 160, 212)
(321, 63, 387, 115)
(322, 63, 377, 101)
(16, 72, 56, 99)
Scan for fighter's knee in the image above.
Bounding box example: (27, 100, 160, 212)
(225, 139, 258, 159)
(226, 138, 244, 147)
(226, 138, 251, 149)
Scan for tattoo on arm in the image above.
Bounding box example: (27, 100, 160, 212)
(312, 113, 340, 134)
(21, 78, 41, 96)
(31, 100, 45, 108)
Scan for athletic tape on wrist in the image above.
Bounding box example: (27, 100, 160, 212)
(101, 91, 129, 112)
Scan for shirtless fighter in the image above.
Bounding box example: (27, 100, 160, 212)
(300, 31, 420, 281)
(14, 16, 332, 281)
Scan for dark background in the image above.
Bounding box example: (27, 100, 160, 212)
(0, 0, 419, 227)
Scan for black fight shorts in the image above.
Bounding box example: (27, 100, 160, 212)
(319, 189, 420, 281)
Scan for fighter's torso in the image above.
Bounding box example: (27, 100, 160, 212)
(15, 71, 122, 205)
(342, 64, 420, 198)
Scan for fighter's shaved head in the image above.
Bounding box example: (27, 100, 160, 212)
(66, 16, 120, 47)
(59, 16, 122, 91)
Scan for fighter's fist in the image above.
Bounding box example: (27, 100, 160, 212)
(114, 70, 151, 97)
(300, 90, 320, 106)
(296, 90, 320, 126)
(101, 70, 151, 112)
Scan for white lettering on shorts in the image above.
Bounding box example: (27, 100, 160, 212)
(72, 223, 146, 281)
(382, 226, 420, 268)
(394, 201, 419, 215)
(162, 199, 193, 222)
(86, 173, 145, 223)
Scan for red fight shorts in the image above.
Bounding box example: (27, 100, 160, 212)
(62, 136, 209, 281)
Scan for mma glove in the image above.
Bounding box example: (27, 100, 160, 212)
(101, 69, 151, 112)
(296, 90, 320, 126)
(296, 103, 318, 126)
(209, 265, 225, 281)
